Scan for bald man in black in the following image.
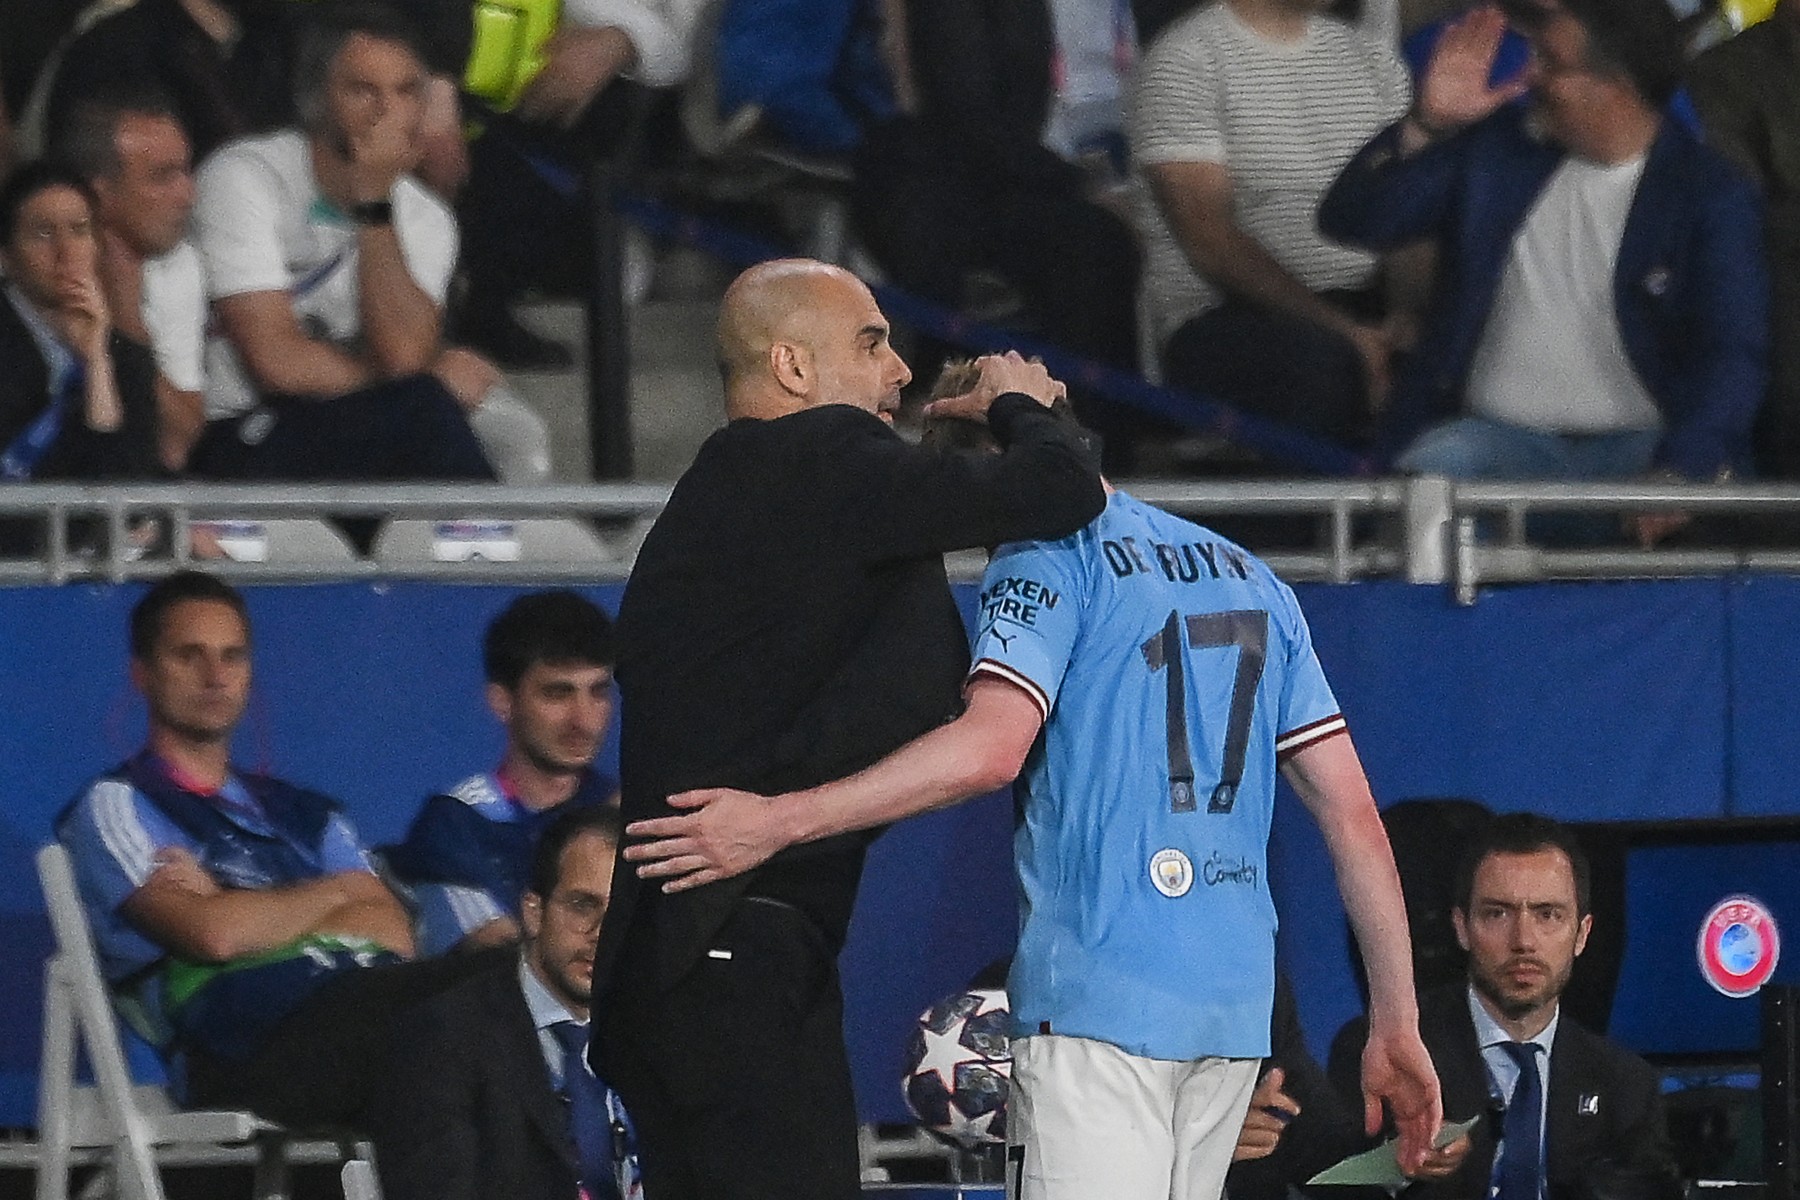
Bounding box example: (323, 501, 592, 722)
(593, 260, 1104, 1199)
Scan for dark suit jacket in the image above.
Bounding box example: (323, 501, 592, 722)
(368, 948, 580, 1200)
(1319, 106, 1769, 480)
(1330, 984, 1670, 1200)
(0, 288, 163, 482)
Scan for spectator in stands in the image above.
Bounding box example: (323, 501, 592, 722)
(1689, 0, 1800, 478)
(370, 805, 642, 1200)
(57, 570, 493, 1128)
(455, 0, 704, 368)
(1319, 0, 1769, 534)
(1131, 0, 1416, 450)
(187, 3, 528, 483)
(386, 590, 620, 957)
(849, 0, 1144, 467)
(50, 83, 207, 472)
(0, 161, 163, 486)
(714, 0, 897, 156)
(1330, 813, 1674, 1200)
(36, 0, 471, 193)
(36, 0, 299, 168)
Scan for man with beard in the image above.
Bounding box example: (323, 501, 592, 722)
(387, 590, 620, 956)
(1332, 813, 1671, 1200)
(370, 805, 642, 1200)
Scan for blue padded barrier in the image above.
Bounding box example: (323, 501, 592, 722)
(0, 577, 1779, 1126)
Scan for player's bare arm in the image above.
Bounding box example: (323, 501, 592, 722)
(625, 676, 1045, 892)
(1281, 733, 1443, 1174)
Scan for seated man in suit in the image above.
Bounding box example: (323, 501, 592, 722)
(370, 804, 642, 1200)
(1331, 812, 1673, 1200)
(385, 590, 620, 956)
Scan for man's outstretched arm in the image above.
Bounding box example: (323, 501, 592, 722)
(1281, 734, 1442, 1174)
(625, 677, 1045, 891)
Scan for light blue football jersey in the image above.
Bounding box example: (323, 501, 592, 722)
(970, 490, 1345, 1061)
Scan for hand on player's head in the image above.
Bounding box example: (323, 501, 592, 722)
(922, 351, 1064, 423)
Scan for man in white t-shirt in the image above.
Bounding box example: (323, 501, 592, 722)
(1320, 0, 1768, 542)
(50, 82, 207, 472)
(1130, 0, 1413, 448)
(188, 2, 499, 483)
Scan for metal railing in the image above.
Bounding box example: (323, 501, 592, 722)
(3, 478, 1799, 600)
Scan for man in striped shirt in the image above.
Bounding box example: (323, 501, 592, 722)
(1131, 0, 1413, 448)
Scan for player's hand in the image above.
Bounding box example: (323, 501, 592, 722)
(1407, 1130, 1471, 1180)
(515, 26, 637, 128)
(624, 788, 792, 892)
(922, 351, 1065, 422)
(1233, 1066, 1300, 1162)
(1361, 1021, 1443, 1176)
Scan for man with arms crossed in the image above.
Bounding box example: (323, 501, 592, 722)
(593, 258, 1106, 1200)
(58, 571, 488, 1126)
(629, 427, 1442, 1199)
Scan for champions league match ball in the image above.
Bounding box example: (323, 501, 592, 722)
(900, 987, 1013, 1147)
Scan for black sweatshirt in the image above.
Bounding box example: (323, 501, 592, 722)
(606, 394, 1105, 989)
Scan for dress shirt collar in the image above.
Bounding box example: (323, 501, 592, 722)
(1468, 983, 1560, 1057)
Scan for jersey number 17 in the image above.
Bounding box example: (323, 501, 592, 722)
(1140, 609, 1268, 815)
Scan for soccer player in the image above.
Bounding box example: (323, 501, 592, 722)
(626, 410, 1443, 1200)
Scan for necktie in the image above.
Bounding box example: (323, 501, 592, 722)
(1496, 1040, 1544, 1200)
(550, 1020, 621, 1200)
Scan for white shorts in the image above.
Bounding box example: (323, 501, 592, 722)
(1006, 1034, 1260, 1200)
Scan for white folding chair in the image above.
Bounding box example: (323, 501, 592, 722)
(33, 844, 377, 1200)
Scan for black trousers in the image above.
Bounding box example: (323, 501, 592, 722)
(190, 374, 495, 481)
(1161, 288, 1386, 451)
(457, 84, 658, 319)
(184, 952, 494, 1130)
(599, 899, 861, 1200)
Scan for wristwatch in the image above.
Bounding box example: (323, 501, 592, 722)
(349, 199, 394, 227)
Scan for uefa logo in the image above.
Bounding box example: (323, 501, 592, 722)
(1696, 894, 1781, 999)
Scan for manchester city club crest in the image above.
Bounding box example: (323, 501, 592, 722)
(1697, 894, 1781, 998)
(1149, 848, 1194, 898)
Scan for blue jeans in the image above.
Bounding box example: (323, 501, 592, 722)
(1396, 416, 1660, 480)
(1398, 417, 1662, 543)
